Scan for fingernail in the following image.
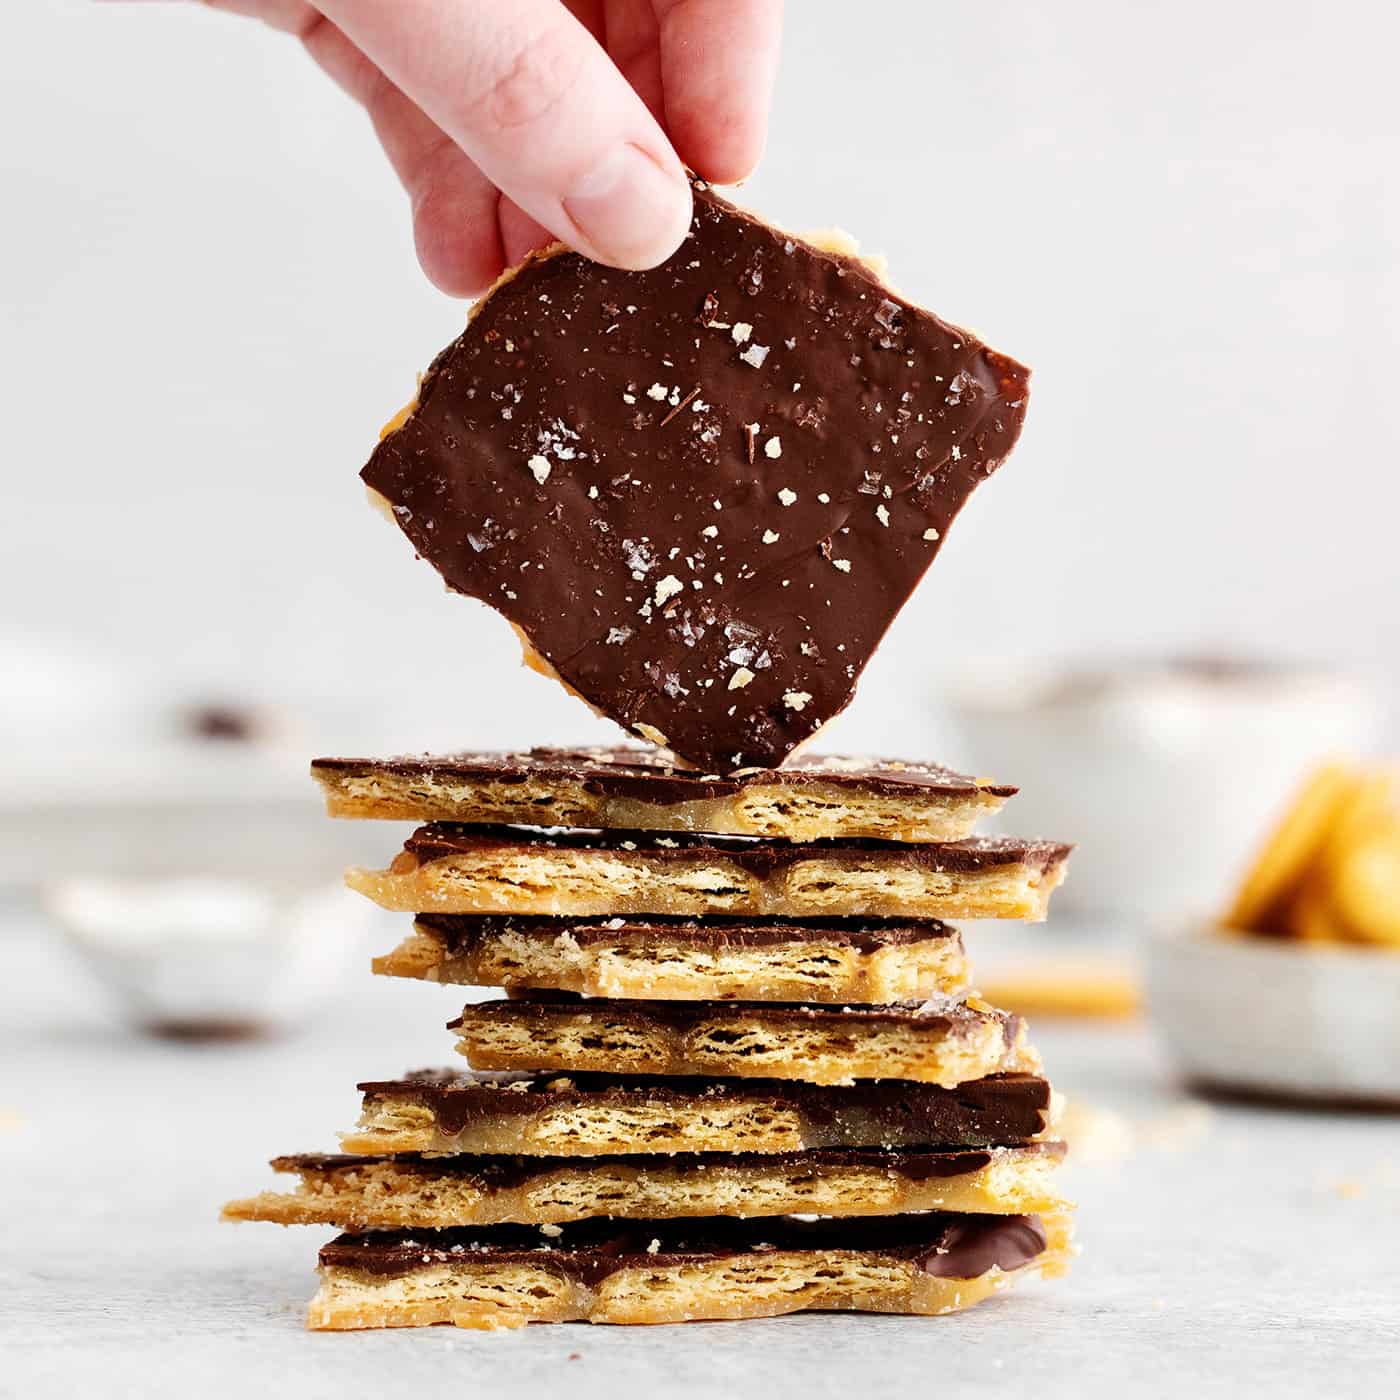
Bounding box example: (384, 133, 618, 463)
(563, 145, 692, 269)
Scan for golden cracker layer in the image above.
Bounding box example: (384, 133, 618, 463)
(341, 1070, 1056, 1158)
(223, 1144, 1067, 1229)
(313, 749, 1010, 843)
(450, 995, 1039, 1088)
(378, 914, 968, 1003)
(348, 828, 1069, 922)
(308, 1214, 1074, 1330)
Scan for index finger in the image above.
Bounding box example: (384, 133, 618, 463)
(655, 0, 784, 184)
(317, 0, 694, 270)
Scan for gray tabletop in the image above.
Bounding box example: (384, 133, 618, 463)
(3, 906, 1396, 1399)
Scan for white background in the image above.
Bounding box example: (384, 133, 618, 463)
(5, 16, 1399, 1384)
(3, 0, 1397, 753)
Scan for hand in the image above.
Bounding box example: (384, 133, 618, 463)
(191, 1, 783, 294)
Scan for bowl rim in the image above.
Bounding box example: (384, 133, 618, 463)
(1151, 917, 1400, 968)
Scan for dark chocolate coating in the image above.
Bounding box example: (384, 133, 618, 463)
(415, 912, 960, 956)
(319, 1213, 1049, 1285)
(451, 991, 1021, 1043)
(312, 745, 1016, 801)
(360, 184, 1030, 772)
(277, 1142, 1065, 1188)
(358, 1069, 1052, 1146)
(402, 822, 1072, 875)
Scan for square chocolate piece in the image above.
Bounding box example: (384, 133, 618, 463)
(362, 182, 1030, 771)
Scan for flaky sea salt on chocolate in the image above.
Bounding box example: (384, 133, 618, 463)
(361, 182, 1030, 772)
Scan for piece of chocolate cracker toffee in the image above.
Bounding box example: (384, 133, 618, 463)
(362, 181, 1030, 772)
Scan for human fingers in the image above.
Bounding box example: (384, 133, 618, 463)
(297, 16, 510, 294)
(654, 0, 783, 183)
(197, 0, 320, 33)
(317, 0, 694, 269)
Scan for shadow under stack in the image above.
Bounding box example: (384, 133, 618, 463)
(225, 747, 1075, 1329)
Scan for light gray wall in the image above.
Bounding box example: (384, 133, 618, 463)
(4, 1, 1396, 753)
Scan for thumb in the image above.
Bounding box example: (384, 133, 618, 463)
(317, 0, 694, 269)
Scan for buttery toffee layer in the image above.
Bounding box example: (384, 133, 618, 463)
(399, 822, 1069, 874)
(448, 991, 1035, 1086)
(318, 1212, 1052, 1285)
(228, 1142, 1067, 1228)
(381, 912, 969, 1002)
(271, 1143, 1064, 1187)
(346, 820, 1071, 921)
(312, 746, 1015, 840)
(349, 1069, 1055, 1152)
(412, 912, 961, 954)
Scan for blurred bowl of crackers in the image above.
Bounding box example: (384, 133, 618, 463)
(1147, 762, 1400, 1106)
(946, 658, 1377, 917)
(46, 874, 377, 1040)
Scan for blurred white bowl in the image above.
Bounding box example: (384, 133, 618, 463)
(1146, 923, 1400, 1104)
(0, 632, 167, 745)
(46, 876, 376, 1038)
(947, 658, 1377, 917)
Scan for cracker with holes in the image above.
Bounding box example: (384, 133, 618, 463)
(312, 746, 1015, 843)
(448, 992, 1038, 1088)
(377, 912, 969, 1003)
(223, 1143, 1067, 1230)
(348, 824, 1071, 922)
(306, 1214, 1072, 1329)
(340, 1069, 1057, 1158)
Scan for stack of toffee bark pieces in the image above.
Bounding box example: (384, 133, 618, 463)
(226, 746, 1074, 1329)
(226, 176, 1070, 1329)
